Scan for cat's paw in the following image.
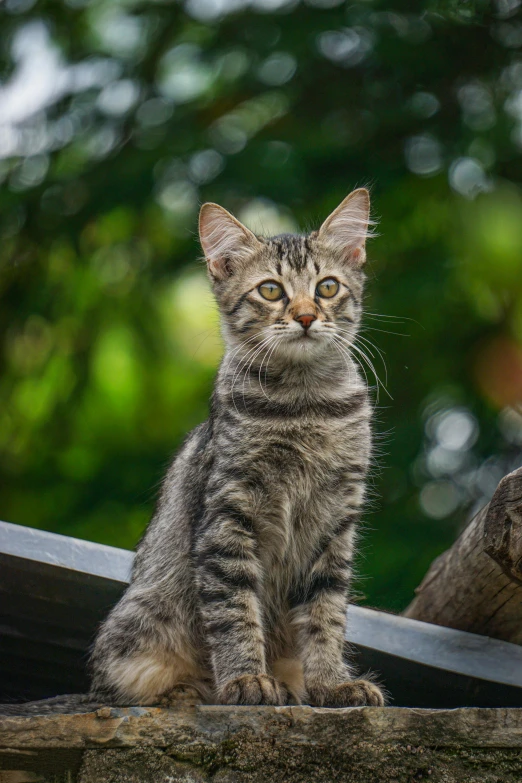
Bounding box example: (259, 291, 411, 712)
(158, 684, 202, 706)
(309, 679, 385, 708)
(219, 674, 289, 706)
(158, 679, 212, 706)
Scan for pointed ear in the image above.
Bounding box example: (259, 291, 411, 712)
(199, 203, 261, 280)
(318, 188, 373, 266)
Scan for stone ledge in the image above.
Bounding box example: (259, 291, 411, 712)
(1, 705, 522, 782)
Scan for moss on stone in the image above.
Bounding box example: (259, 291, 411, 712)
(1, 704, 522, 782)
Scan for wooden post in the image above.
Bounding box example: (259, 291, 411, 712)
(404, 467, 522, 645)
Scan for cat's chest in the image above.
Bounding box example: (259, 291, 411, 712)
(239, 416, 367, 513)
(214, 412, 369, 573)
(215, 391, 370, 503)
(242, 414, 368, 475)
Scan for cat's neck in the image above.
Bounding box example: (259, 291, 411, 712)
(219, 342, 364, 398)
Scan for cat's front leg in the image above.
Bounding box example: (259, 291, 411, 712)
(292, 519, 384, 708)
(196, 507, 289, 706)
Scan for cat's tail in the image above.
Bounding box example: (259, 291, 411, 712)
(0, 692, 110, 717)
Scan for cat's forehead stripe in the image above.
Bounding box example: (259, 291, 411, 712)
(265, 234, 312, 275)
(267, 234, 309, 272)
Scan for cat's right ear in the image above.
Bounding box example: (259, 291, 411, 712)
(317, 188, 373, 266)
(199, 203, 261, 281)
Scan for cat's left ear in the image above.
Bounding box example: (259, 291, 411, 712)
(199, 203, 261, 281)
(318, 188, 372, 266)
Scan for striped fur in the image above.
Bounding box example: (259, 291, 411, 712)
(90, 189, 384, 708)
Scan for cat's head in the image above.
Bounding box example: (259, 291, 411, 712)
(199, 189, 373, 362)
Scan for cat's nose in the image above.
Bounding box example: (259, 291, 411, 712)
(295, 313, 317, 330)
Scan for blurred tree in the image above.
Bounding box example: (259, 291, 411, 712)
(1, 0, 522, 610)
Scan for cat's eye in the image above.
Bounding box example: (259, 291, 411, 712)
(258, 281, 285, 301)
(316, 278, 339, 298)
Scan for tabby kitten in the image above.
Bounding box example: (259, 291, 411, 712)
(90, 188, 384, 708)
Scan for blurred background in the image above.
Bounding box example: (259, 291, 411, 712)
(1, 0, 522, 612)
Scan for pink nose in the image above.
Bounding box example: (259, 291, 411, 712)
(295, 313, 317, 330)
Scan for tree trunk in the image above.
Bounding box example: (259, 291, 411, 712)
(403, 467, 522, 644)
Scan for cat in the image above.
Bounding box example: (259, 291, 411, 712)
(90, 188, 384, 708)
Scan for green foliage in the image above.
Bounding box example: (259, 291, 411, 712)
(1, 0, 522, 610)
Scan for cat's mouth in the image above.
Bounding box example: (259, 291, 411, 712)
(290, 330, 319, 342)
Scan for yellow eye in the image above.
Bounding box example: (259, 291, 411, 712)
(258, 281, 284, 301)
(316, 278, 339, 298)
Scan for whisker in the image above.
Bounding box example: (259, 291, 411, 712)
(365, 311, 422, 328)
(258, 335, 283, 400)
(234, 335, 274, 406)
(364, 326, 410, 337)
(221, 333, 261, 376)
(330, 337, 360, 388)
(240, 336, 278, 403)
(331, 335, 367, 388)
(354, 333, 388, 387)
(228, 332, 272, 414)
(353, 334, 377, 359)
(190, 329, 222, 360)
(334, 326, 385, 367)
(356, 347, 391, 400)
(336, 333, 392, 401)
